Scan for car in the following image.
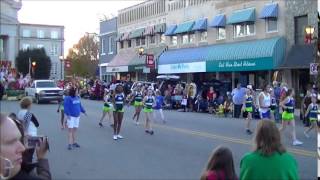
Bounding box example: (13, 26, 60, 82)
(25, 80, 63, 104)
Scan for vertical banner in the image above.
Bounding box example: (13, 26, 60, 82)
(146, 54, 155, 69)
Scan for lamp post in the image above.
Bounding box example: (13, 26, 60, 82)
(304, 25, 319, 89)
(59, 55, 64, 80)
(137, 47, 154, 81)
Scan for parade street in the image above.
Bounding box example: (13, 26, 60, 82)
(1, 99, 317, 179)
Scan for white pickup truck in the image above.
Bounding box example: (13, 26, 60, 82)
(25, 80, 63, 104)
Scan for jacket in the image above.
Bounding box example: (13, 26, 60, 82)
(64, 96, 85, 117)
(11, 159, 51, 180)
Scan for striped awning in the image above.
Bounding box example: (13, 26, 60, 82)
(227, 8, 256, 24)
(116, 33, 123, 41)
(164, 24, 177, 36)
(259, 3, 279, 19)
(144, 26, 155, 36)
(210, 14, 226, 27)
(129, 28, 145, 39)
(191, 18, 207, 31)
(154, 23, 166, 34)
(174, 21, 195, 34)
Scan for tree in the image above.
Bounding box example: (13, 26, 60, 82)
(66, 33, 99, 78)
(15, 48, 51, 79)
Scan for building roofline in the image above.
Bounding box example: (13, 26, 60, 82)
(19, 23, 64, 28)
(118, 0, 152, 13)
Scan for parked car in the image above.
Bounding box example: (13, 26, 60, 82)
(25, 80, 63, 104)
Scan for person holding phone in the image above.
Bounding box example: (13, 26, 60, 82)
(64, 87, 87, 150)
(112, 84, 125, 141)
(0, 113, 51, 180)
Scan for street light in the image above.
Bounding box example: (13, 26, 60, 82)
(59, 55, 64, 80)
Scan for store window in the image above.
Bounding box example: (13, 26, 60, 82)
(182, 34, 189, 44)
(234, 23, 255, 38)
(37, 30, 44, 38)
(37, 44, 44, 49)
(217, 28, 226, 40)
(294, 15, 308, 45)
(150, 35, 155, 44)
(101, 39, 106, 54)
(171, 36, 177, 45)
(128, 40, 132, 48)
(23, 29, 31, 37)
(200, 31, 207, 42)
(136, 38, 140, 46)
(108, 37, 114, 53)
(160, 34, 166, 43)
(266, 18, 278, 32)
(51, 31, 58, 39)
(120, 41, 124, 49)
(22, 44, 30, 50)
(141, 37, 146, 45)
(189, 33, 195, 43)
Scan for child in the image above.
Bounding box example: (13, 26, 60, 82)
(181, 93, 188, 112)
(304, 95, 319, 137)
(143, 89, 155, 135)
(224, 96, 233, 118)
(242, 88, 254, 135)
(153, 90, 166, 123)
(200, 146, 237, 180)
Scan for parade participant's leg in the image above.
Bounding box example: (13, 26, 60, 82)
(304, 122, 314, 138)
(117, 112, 124, 139)
(291, 120, 303, 145)
(245, 112, 253, 135)
(72, 117, 80, 148)
(145, 112, 150, 133)
(147, 113, 154, 135)
(113, 112, 118, 140)
(135, 106, 141, 124)
(108, 112, 114, 127)
(67, 117, 74, 150)
(99, 111, 107, 127)
(159, 109, 165, 123)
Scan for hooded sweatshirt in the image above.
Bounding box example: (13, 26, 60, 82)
(64, 96, 86, 117)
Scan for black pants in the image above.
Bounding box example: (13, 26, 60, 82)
(233, 104, 243, 118)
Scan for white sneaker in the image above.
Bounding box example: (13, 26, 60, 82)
(304, 131, 310, 138)
(117, 135, 124, 139)
(293, 140, 303, 146)
(135, 121, 140, 125)
(113, 135, 118, 140)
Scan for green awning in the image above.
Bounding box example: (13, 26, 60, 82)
(154, 23, 166, 34)
(206, 37, 286, 72)
(227, 8, 255, 24)
(128, 46, 167, 72)
(173, 21, 195, 34)
(116, 33, 123, 41)
(129, 28, 145, 39)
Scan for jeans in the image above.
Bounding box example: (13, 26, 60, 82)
(233, 104, 243, 118)
(274, 105, 280, 123)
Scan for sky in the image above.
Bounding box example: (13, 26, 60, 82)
(18, 0, 142, 57)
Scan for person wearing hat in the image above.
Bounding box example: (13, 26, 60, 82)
(98, 88, 114, 128)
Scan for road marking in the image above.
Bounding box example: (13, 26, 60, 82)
(154, 124, 316, 158)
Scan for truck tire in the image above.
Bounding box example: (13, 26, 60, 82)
(35, 94, 41, 104)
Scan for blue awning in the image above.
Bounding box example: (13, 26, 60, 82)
(164, 24, 177, 36)
(191, 18, 207, 31)
(227, 8, 255, 24)
(259, 3, 278, 19)
(209, 14, 226, 27)
(174, 21, 195, 34)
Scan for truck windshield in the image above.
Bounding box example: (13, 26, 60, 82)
(36, 81, 57, 88)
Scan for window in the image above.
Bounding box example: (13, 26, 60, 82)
(23, 29, 31, 37)
(51, 44, 58, 55)
(108, 37, 113, 54)
(150, 35, 155, 44)
(189, 33, 195, 43)
(234, 23, 255, 38)
(266, 18, 278, 32)
(171, 36, 177, 45)
(136, 38, 141, 46)
(120, 41, 124, 49)
(22, 44, 30, 50)
(51, 31, 58, 39)
(37, 30, 44, 38)
(294, 15, 308, 44)
(200, 31, 207, 41)
(37, 44, 44, 49)
(217, 28, 226, 40)
(160, 34, 166, 43)
(128, 40, 131, 48)
(182, 34, 189, 44)
(141, 37, 146, 45)
(101, 39, 106, 54)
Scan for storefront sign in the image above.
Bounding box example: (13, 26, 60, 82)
(146, 54, 155, 69)
(206, 58, 273, 72)
(106, 66, 128, 73)
(158, 62, 206, 74)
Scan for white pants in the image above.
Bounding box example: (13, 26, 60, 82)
(67, 116, 80, 128)
(153, 109, 165, 121)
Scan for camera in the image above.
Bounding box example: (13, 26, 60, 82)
(25, 136, 49, 151)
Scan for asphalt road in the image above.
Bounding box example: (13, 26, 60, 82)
(1, 99, 317, 179)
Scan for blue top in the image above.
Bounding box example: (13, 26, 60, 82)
(154, 95, 164, 110)
(232, 87, 246, 105)
(309, 104, 319, 119)
(285, 98, 294, 113)
(245, 96, 253, 108)
(64, 96, 86, 117)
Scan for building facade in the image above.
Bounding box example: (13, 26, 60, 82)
(107, 0, 167, 81)
(18, 23, 65, 79)
(0, 0, 22, 66)
(99, 17, 117, 82)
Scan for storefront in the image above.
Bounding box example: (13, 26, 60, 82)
(158, 37, 286, 89)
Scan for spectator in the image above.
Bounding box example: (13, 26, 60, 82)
(0, 113, 51, 180)
(200, 146, 237, 180)
(240, 120, 298, 180)
(17, 97, 39, 136)
(272, 81, 281, 122)
(0, 81, 4, 101)
(207, 87, 217, 114)
(258, 84, 272, 121)
(223, 95, 233, 117)
(231, 83, 246, 118)
(187, 83, 197, 112)
(301, 90, 312, 126)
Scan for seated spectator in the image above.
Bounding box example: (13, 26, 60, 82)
(0, 113, 51, 180)
(223, 96, 233, 117)
(200, 146, 237, 180)
(240, 120, 298, 180)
